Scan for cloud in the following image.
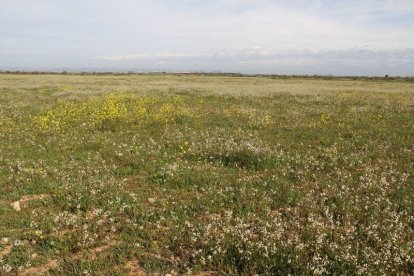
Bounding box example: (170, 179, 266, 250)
(94, 47, 414, 62)
(90, 47, 414, 76)
(1, 0, 413, 75)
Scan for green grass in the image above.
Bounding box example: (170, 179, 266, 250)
(0, 74, 413, 275)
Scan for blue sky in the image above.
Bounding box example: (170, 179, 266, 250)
(1, 0, 413, 75)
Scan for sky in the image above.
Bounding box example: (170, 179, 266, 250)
(1, 0, 414, 76)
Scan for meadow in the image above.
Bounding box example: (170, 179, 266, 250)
(0, 74, 413, 275)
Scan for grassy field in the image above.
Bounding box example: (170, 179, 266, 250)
(0, 74, 413, 275)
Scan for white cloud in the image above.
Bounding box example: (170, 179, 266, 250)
(94, 47, 414, 61)
(90, 47, 414, 76)
(1, 0, 413, 75)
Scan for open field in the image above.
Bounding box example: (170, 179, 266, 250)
(0, 74, 413, 275)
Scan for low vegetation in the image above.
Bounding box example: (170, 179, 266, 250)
(0, 74, 413, 274)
